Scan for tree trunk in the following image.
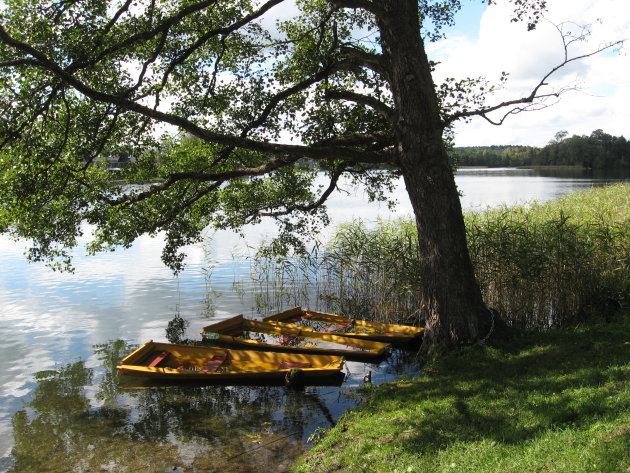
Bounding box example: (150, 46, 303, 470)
(376, 0, 496, 356)
(402, 151, 492, 356)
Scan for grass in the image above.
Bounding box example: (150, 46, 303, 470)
(294, 315, 630, 473)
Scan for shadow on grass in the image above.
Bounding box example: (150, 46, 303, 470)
(334, 318, 629, 464)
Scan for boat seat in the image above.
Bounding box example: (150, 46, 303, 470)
(277, 332, 301, 345)
(202, 351, 229, 372)
(279, 361, 312, 369)
(145, 351, 169, 367)
(324, 321, 353, 332)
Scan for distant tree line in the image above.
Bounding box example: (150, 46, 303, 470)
(452, 130, 630, 169)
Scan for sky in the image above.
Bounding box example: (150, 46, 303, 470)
(259, 0, 629, 147)
(429, 0, 630, 146)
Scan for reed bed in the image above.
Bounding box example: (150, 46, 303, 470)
(467, 184, 629, 328)
(250, 184, 629, 329)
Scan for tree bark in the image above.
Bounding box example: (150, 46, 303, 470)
(376, 0, 494, 356)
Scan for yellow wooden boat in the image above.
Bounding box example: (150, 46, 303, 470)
(200, 315, 390, 361)
(117, 340, 344, 382)
(262, 306, 424, 343)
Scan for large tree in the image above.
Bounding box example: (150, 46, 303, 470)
(0, 0, 621, 355)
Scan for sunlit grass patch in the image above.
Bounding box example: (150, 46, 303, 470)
(295, 317, 630, 473)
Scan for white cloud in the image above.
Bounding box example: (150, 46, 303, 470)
(428, 0, 630, 146)
(256, 0, 300, 38)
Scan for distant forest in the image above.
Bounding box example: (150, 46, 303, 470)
(452, 130, 630, 169)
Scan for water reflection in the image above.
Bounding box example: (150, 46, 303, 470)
(8, 341, 417, 473)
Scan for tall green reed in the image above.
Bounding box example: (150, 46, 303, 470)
(250, 184, 629, 329)
(249, 219, 425, 323)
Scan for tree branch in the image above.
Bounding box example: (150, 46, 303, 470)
(0, 25, 388, 164)
(106, 155, 302, 207)
(328, 0, 383, 17)
(158, 0, 285, 91)
(80, 106, 123, 171)
(312, 131, 393, 148)
(208, 59, 346, 168)
(325, 89, 394, 121)
(125, 29, 170, 96)
(252, 166, 346, 219)
(67, 0, 221, 72)
(339, 45, 388, 78)
(0, 58, 40, 68)
(0, 83, 62, 151)
(97, 0, 133, 41)
(478, 99, 557, 126)
(445, 24, 626, 125)
(147, 180, 224, 233)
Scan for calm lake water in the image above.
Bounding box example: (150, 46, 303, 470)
(0, 168, 627, 473)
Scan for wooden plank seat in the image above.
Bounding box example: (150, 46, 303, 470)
(145, 351, 169, 367)
(222, 328, 244, 336)
(301, 313, 354, 332)
(202, 351, 229, 372)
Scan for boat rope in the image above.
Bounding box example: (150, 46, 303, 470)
(479, 308, 495, 345)
(343, 362, 352, 381)
(225, 430, 302, 461)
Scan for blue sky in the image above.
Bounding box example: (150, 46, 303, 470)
(444, 0, 487, 40)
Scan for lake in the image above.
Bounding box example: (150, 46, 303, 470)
(0, 168, 627, 473)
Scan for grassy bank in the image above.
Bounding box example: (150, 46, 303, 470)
(295, 317, 630, 473)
